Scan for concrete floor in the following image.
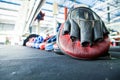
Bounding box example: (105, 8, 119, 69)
(0, 45, 120, 80)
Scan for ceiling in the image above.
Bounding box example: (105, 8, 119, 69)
(0, 0, 22, 24)
(0, 0, 120, 35)
(37, 0, 120, 34)
(40, 0, 120, 26)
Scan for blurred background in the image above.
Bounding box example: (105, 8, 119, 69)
(0, 0, 120, 46)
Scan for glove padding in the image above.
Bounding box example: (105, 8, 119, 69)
(58, 7, 110, 59)
(62, 7, 109, 47)
(58, 24, 110, 59)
